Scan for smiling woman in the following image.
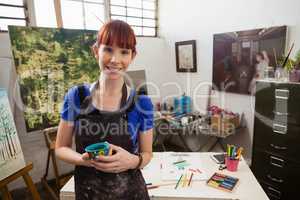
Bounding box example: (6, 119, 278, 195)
(55, 20, 154, 200)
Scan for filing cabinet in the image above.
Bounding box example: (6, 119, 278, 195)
(252, 80, 300, 200)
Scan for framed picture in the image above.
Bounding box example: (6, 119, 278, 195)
(175, 40, 197, 72)
(8, 26, 98, 132)
(212, 25, 286, 95)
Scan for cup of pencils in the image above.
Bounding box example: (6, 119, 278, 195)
(225, 145, 243, 172)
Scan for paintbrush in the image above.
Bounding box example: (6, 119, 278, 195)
(282, 43, 294, 68)
(273, 48, 278, 67)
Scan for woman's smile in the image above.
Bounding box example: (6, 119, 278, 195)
(104, 65, 123, 73)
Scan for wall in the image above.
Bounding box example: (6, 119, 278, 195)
(0, 33, 171, 189)
(159, 0, 300, 162)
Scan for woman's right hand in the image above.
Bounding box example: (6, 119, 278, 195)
(80, 152, 94, 167)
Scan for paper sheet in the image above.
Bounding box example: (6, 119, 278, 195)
(161, 152, 208, 181)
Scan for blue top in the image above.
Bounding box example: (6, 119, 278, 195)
(60, 83, 154, 152)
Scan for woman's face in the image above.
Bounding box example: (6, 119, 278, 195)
(97, 44, 135, 80)
(256, 55, 262, 62)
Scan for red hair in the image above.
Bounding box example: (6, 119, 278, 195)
(93, 20, 136, 55)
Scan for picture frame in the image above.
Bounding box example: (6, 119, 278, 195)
(175, 40, 197, 72)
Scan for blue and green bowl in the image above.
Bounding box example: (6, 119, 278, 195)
(85, 141, 111, 159)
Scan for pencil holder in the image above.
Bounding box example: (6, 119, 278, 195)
(85, 141, 112, 159)
(225, 156, 239, 172)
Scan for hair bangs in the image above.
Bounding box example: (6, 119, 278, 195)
(97, 20, 136, 53)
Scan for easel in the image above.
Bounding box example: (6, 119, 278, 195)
(0, 163, 41, 200)
(41, 126, 73, 200)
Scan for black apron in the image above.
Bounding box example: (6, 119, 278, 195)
(74, 82, 150, 200)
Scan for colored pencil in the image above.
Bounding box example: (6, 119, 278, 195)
(175, 174, 183, 189)
(173, 160, 186, 165)
(147, 185, 159, 190)
(188, 173, 194, 186)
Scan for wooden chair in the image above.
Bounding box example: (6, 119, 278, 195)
(41, 126, 73, 200)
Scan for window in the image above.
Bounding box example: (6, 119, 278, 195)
(110, 0, 157, 36)
(34, 0, 57, 28)
(0, 0, 28, 31)
(33, 0, 158, 36)
(60, 0, 105, 30)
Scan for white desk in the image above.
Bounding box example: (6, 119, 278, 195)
(60, 152, 269, 200)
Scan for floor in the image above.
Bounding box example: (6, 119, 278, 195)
(9, 179, 57, 200)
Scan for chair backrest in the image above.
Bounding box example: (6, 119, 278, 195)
(42, 126, 58, 149)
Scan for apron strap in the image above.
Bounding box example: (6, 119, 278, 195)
(120, 82, 128, 108)
(77, 81, 130, 115)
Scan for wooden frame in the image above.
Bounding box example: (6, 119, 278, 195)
(0, 163, 41, 200)
(175, 40, 197, 72)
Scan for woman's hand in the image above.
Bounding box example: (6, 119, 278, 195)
(90, 144, 139, 173)
(79, 152, 94, 167)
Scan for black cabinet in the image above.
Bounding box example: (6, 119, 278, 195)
(252, 80, 300, 200)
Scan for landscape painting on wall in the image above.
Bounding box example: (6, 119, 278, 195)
(0, 89, 26, 181)
(212, 26, 287, 95)
(8, 26, 99, 132)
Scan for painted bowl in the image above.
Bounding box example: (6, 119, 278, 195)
(85, 141, 111, 159)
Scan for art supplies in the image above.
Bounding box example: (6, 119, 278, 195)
(188, 173, 194, 186)
(147, 182, 178, 190)
(175, 174, 183, 189)
(226, 145, 243, 171)
(281, 43, 294, 68)
(174, 172, 194, 189)
(207, 173, 239, 192)
(226, 144, 243, 160)
(161, 152, 207, 181)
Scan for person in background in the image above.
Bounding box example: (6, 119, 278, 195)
(55, 20, 154, 200)
(248, 51, 270, 94)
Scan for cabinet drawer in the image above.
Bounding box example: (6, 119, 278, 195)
(259, 179, 298, 200)
(274, 84, 300, 125)
(255, 81, 300, 125)
(252, 150, 300, 200)
(253, 116, 300, 162)
(260, 181, 283, 200)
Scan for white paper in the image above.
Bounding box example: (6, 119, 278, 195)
(161, 152, 208, 181)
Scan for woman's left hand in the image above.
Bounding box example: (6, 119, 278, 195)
(90, 144, 138, 173)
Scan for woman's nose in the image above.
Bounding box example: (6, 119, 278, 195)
(110, 53, 121, 63)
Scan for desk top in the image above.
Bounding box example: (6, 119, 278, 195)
(60, 152, 269, 200)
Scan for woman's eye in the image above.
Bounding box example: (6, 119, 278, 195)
(103, 47, 113, 53)
(121, 50, 130, 55)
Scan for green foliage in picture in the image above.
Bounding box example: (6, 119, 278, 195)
(8, 26, 99, 132)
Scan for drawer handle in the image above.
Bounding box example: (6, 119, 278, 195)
(267, 186, 281, 198)
(270, 143, 287, 150)
(275, 89, 289, 99)
(275, 96, 288, 100)
(273, 111, 289, 116)
(270, 156, 285, 168)
(273, 123, 287, 135)
(267, 174, 284, 183)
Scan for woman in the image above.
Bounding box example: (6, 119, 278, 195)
(255, 51, 269, 79)
(55, 20, 153, 200)
(248, 51, 270, 94)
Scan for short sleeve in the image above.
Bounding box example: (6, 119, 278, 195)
(60, 86, 81, 122)
(137, 95, 154, 133)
